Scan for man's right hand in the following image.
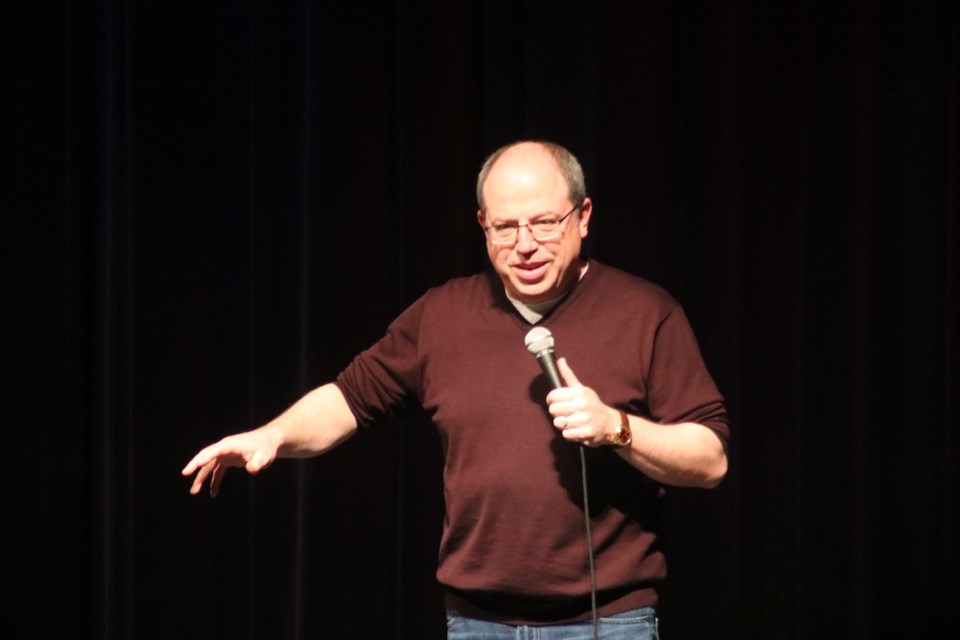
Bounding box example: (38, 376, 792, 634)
(181, 428, 280, 497)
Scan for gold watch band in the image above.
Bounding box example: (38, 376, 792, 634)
(612, 409, 632, 447)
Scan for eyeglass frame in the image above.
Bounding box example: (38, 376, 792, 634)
(481, 203, 582, 246)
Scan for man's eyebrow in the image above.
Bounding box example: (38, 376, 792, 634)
(488, 210, 559, 224)
(529, 210, 563, 220)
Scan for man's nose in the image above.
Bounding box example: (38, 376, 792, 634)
(514, 225, 539, 252)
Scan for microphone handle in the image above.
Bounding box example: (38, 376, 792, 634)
(535, 349, 564, 389)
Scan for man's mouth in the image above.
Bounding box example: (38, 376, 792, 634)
(512, 261, 550, 282)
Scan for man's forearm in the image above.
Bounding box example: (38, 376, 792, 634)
(262, 383, 359, 458)
(616, 415, 728, 488)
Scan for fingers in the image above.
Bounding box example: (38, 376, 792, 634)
(183, 434, 277, 496)
(181, 442, 220, 476)
(553, 409, 589, 444)
(187, 457, 235, 497)
(209, 463, 223, 498)
(182, 441, 239, 496)
(554, 420, 598, 447)
(554, 411, 590, 431)
(557, 357, 582, 388)
(546, 362, 608, 446)
(547, 358, 584, 406)
(245, 450, 267, 475)
(189, 460, 215, 495)
(549, 406, 589, 448)
(181, 455, 203, 477)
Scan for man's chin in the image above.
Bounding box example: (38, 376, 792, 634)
(508, 280, 554, 304)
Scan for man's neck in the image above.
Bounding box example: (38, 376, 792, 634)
(506, 261, 590, 323)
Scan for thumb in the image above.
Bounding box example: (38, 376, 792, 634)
(246, 450, 267, 474)
(557, 357, 583, 388)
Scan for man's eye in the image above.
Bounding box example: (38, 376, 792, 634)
(493, 224, 516, 232)
(532, 219, 558, 230)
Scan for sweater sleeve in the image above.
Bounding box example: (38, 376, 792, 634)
(335, 296, 426, 428)
(645, 305, 730, 444)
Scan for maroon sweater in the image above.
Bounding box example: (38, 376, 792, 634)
(336, 261, 728, 623)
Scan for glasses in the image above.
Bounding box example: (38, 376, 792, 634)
(483, 204, 580, 246)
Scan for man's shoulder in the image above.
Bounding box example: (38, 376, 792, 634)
(386, 271, 500, 337)
(425, 270, 494, 296)
(587, 261, 678, 309)
(416, 270, 500, 310)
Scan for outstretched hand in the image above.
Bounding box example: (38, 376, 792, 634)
(181, 429, 280, 497)
(546, 358, 618, 447)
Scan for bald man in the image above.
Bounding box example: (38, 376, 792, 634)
(184, 141, 729, 639)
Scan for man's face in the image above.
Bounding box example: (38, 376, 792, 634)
(477, 143, 592, 305)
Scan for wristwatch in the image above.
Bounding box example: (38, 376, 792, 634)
(611, 410, 632, 448)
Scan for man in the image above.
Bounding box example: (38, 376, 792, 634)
(183, 141, 729, 638)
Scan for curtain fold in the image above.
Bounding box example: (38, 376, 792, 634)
(8, 1, 958, 638)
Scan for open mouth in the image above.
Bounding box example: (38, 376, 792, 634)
(513, 261, 549, 282)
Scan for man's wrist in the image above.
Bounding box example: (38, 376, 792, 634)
(610, 409, 632, 448)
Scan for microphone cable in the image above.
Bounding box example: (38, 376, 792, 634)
(579, 445, 600, 640)
(525, 326, 599, 639)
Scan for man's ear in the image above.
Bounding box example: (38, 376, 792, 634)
(577, 197, 593, 237)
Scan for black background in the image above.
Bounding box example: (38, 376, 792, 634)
(6, 1, 958, 638)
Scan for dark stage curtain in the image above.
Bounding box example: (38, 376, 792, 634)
(8, 1, 958, 638)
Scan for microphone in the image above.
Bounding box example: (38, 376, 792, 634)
(524, 327, 563, 389)
(525, 326, 598, 636)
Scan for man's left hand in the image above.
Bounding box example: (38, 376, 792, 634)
(546, 358, 619, 447)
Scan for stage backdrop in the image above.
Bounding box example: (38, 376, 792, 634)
(7, 1, 958, 638)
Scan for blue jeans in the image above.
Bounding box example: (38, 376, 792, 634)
(446, 607, 659, 639)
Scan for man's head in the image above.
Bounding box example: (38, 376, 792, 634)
(476, 141, 592, 305)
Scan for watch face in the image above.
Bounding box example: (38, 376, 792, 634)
(611, 411, 632, 447)
(614, 425, 631, 447)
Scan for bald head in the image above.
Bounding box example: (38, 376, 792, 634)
(476, 141, 586, 211)
(475, 140, 593, 305)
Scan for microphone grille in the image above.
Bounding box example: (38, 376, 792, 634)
(524, 326, 554, 353)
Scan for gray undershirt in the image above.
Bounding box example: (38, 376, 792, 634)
(506, 263, 590, 324)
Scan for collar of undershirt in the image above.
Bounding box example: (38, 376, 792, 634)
(506, 261, 590, 324)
